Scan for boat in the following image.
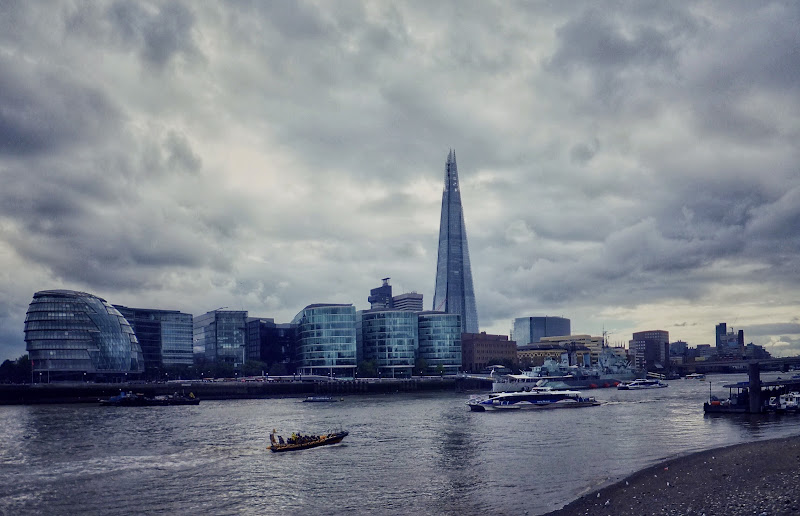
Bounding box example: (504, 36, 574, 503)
(467, 387, 600, 412)
(302, 396, 339, 402)
(99, 391, 200, 406)
(768, 392, 800, 413)
(492, 348, 636, 392)
(269, 430, 348, 452)
(685, 373, 706, 380)
(617, 379, 668, 390)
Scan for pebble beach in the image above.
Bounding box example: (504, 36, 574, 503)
(546, 434, 800, 516)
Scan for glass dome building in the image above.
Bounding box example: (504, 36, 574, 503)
(24, 290, 144, 382)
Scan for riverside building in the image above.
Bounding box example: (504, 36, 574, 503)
(24, 290, 144, 382)
(417, 311, 462, 375)
(461, 332, 517, 373)
(432, 150, 479, 334)
(292, 304, 357, 377)
(114, 305, 193, 374)
(357, 309, 418, 378)
(194, 310, 248, 365)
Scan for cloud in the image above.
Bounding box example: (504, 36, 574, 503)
(0, 1, 799, 362)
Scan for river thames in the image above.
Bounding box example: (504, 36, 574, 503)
(2, 372, 800, 515)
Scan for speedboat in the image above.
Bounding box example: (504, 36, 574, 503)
(269, 430, 348, 452)
(467, 387, 600, 412)
(617, 379, 668, 390)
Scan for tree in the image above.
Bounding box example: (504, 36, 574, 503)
(357, 360, 377, 378)
(415, 357, 428, 376)
(0, 355, 31, 384)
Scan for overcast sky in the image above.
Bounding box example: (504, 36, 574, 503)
(1, 1, 799, 361)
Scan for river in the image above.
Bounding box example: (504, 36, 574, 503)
(2, 372, 800, 515)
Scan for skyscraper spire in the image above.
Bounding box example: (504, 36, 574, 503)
(432, 149, 479, 333)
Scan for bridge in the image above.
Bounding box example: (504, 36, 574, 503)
(675, 356, 800, 375)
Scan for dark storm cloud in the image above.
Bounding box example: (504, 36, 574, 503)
(0, 53, 120, 156)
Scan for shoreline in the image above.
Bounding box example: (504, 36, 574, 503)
(544, 434, 800, 515)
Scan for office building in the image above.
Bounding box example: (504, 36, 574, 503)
(392, 293, 423, 312)
(246, 318, 295, 368)
(513, 316, 571, 345)
(357, 310, 418, 377)
(417, 311, 462, 375)
(368, 278, 394, 309)
(114, 305, 193, 372)
(24, 290, 144, 382)
(292, 304, 357, 376)
(432, 150, 479, 333)
(715, 323, 744, 359)
(194, 310, 248, 365)
(630, 330, 670, 372)
(461, 332, 517, 373)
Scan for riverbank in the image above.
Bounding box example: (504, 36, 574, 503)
(0, 377, 458, 404)
(546, 434, 800, 516)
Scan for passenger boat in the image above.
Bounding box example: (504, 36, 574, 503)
(99, 391, 200, 406)
(617, 379, 668, 390)
(269, 430, 348, 452)
(685, 373, 706, 380)
(467, 387, 600, 412)
(302, 396, 339, 402)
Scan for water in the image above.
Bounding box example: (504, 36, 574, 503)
(2, 372, 800, 515)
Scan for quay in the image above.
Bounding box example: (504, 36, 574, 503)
(0, 376, 457, 405)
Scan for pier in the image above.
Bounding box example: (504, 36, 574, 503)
(704, 361, 800, 414)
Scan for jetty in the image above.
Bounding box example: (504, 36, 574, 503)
(704, 362, 800, 414)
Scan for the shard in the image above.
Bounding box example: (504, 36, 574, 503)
(432, 150, 479, 333)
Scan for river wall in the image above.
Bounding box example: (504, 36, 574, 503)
(0, 377, 459, 405)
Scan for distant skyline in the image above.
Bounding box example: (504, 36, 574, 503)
(1, 2, 799, 360)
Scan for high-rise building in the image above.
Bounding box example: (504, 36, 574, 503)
(513, 316, 571, 345)
(630, 330, 670, 372)
(392, 293, 423, 312)
(194, 310, 248, 365)
(246, 318, 295, 369)
(368, 278, 394, 309)
(432, 150, 479, 333)
(25, 290, 144, 382)
(715, 323, 744, 359)
(114, 305, 193, 372)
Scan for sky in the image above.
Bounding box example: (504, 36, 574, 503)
(1, 1, 799, 361)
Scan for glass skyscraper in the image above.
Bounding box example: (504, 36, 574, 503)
(432, 150, 479, 333)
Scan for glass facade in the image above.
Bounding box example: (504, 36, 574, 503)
(513, 317, 571, 345)
(432, 150, 479, 333)
(417, 312, 462, 375)
(24, 290, 144, 381)
(357, 310, 418, 378)
(193, 310, 248, 364)
(115, 306, 194, 371)
(292, 304, 356, 376)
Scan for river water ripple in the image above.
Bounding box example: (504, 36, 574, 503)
(2, 372, 800, 515)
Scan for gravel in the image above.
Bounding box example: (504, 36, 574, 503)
(544, 435, 800, 516)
